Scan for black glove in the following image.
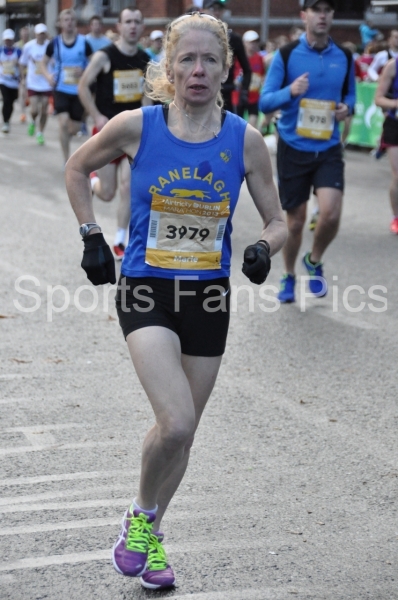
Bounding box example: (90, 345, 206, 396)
(242, 240, 271, 285)
(81, 233, 116, 286)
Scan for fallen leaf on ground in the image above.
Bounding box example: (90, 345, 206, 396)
(10, 358, 32, 363)
(0, 314, 15, 319)
(316, 521, 325, 525)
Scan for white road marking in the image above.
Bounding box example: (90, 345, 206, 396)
(165, 591, 290, 600)
(25, 431, 56, 445)
(309, 305, 378, 330)
(0, 540, 266, 572)
(26, 208, 62, 221)
(0, 398, 33, 405)
(0, 483, 130, 507)
(0, 152, 32, 167)
(0, 517, 120, 537)
(5, 423, 86, 447)
(0, 440, 122, 457)
(0, 574, 16, 583)
(0, 469, 131, 487)
(0, 498, 128, 514)
(5, 424, 85, 432)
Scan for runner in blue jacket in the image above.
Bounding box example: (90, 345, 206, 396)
(260, 0, 356, 304)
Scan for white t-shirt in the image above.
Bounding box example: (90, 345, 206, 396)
(19, 39, 52, 92)
(368, 49, 398, 82)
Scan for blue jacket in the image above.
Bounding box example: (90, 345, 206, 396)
(260, 34, 356, 152)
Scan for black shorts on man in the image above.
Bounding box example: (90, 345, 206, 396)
(53, 90, 85, 122)
(277, 136, 344, 211)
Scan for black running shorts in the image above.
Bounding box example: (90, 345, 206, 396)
(383, 116, 398, 146)
(115, 276, 230, 357)
(277, 137, 345, 211)
(247, 101, 259, 116)
(53, 91, 85, 122)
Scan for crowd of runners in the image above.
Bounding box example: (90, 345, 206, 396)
(1, 0, 397, 592)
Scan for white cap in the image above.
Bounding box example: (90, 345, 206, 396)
(243, 30, 260, 43)
(34, 23, 47, 34)
(150, 30, 163, 41)
(2, 29, 15, 41)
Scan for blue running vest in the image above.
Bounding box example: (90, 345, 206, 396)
(53, 34, 88, 95)
(121, 105, 247, 280)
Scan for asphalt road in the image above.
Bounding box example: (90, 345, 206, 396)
(0, 110, 397, 600)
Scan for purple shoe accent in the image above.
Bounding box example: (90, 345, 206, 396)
(112, 508, 156, 577)
(140, 532, 176, 590)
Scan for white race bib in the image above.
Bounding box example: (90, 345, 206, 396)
(145, 193, 230, 270)
(296, 99, 336, 140)
(2, 61, 16, 76)
(62, 66, 80, 85)
(113, 69, 143, 103)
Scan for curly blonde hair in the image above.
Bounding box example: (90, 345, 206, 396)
(145, 13, 232, 108)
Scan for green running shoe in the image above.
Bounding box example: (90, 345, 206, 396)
(36, 132, 45, 145)
(28, 122, 35, 136)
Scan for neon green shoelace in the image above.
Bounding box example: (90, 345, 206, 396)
(146, 534, 168, 571)
(125, 513, 153, 553)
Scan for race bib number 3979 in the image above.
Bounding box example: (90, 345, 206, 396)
(145, 193, 230, 270)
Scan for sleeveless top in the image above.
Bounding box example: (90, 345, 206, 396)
(388, 58, 398, 120)
(95, 45, 150, 119)
(0, 46, 21, 89)
(52, 34, 89, 95)
(121, 105, 247, 280)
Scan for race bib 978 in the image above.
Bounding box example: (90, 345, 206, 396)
(296, 99, 336, 140)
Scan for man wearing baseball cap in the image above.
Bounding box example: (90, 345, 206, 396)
(19, 24, 52, 144)
(0, 29, 21, 133)
(240, 30, 265, 128)
(146, 30, 164, 63)
(260, 0, 356, 303)
(202, 0, 251, 113)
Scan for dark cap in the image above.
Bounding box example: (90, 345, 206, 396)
(303, 0, 335, 8)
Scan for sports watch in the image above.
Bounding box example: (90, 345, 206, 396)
(79, 223, 102, 239)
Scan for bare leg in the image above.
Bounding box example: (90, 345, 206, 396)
(92, 162, 118, 202)
(311, 187, 342, 263)
(58, 113, 80, 163)
(152, 353, 222, 531)
(282, 203, 307, 275)
(126, 326, 221, 517)
(248, 113, 258, 130)
(387, 147, 398, 217)
(29, 95, 39, 123)
(39, 96, 49, 132)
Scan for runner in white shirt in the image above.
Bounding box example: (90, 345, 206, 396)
(368, 30, 398, 82)
(19, 24, 52, 145)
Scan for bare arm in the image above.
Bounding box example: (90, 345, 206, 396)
(243, 124, 287, 256)
(375, 59, 397, 111)
(78, 51, 110, 130)
(65, 109, 143, 226)
(41, 53, 55, 88)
